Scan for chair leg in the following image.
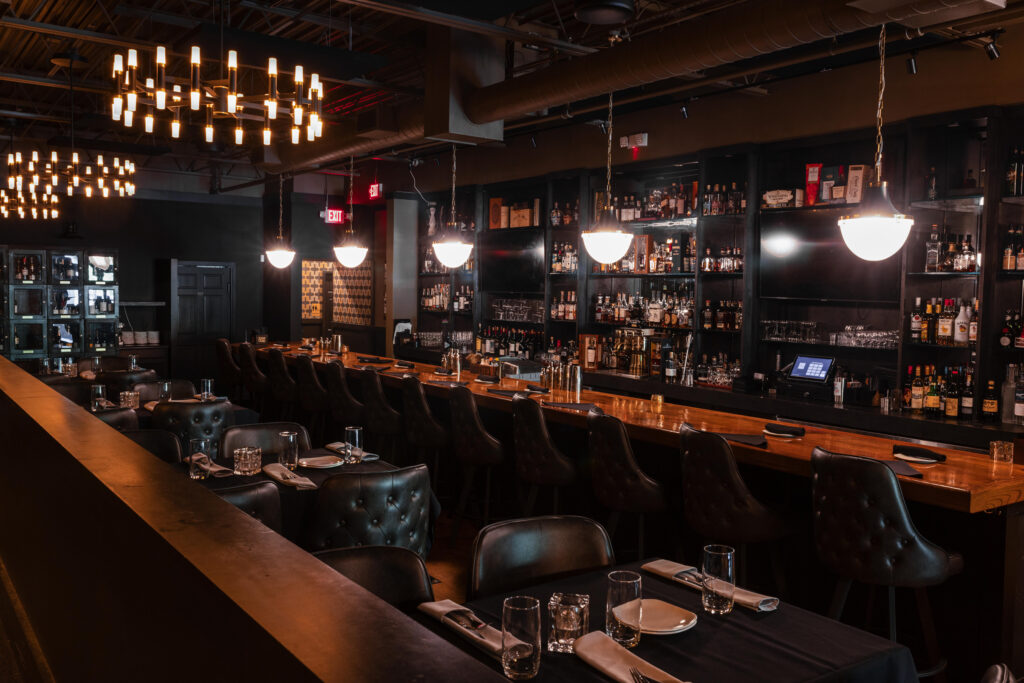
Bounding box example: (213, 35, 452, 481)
(914, 588, 948, 680)
(523, 483, 539, 517)
(828, 578, 852, 621)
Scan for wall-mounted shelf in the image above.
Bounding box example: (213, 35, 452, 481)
(909, 195, 984, 214)
(121, 301, 167, 307)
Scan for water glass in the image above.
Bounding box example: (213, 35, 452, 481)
(605, 570, 642, 648)
(345, 426, 363, 459)
(128, 354, 138, 371)
(233, 446, 262, 476)
(502, 596, 541, 680)
(200, 378, 214, 401)
(91, 356, 101, 373)
(279, 431, 299, 471)
(90, 384, 106, 412)
(547, 592, 589, 653)
(701, 544, 736, 615)
(990, 440, 1014, 463)
(158, 381, 172, 402)
(189, 438, 212, 480)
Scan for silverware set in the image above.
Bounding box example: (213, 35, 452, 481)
(446, 609, 488, 640)
(629, 666, 657, 683)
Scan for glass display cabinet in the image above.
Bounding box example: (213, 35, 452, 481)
(85, 321, 118, 354)
(48, 250, 83, 286)
(48, 286, 83, 318)
(48, 320, 82, 354)
(9, 249, 46, 285)
(9, 285, 46, 319)
(10, 321, 46, 358)
(85, 286, 118, 320)
(85, 251, 118, 285)
(0, 246, 7, 284)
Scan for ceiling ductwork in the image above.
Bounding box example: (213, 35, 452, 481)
(574, 0, 636, 25)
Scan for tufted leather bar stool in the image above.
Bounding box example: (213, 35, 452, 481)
(266, 348, 298, 421)
(214, 481, 283, 534)
(131, 379, 196, 404)
(811, 447, 963, 679)
(313, 546, 434, 609)
(469, 516, 614, 600)
(221, 422, 311, 462)
(449, 386, 504, 538)
(307, 464, 433, 558)
(680, 423, 792, 593)
(512, 396, 576, 516)
(325, 360, 364, 438)
(294, 354, 330, 447)
(400, 375, 446, 483)
(587, 412, 666, 560)
(238, 343, 269, 418)
(122, 429, 183, 463)
(214, 338, 243, 402)
(152, 401, 233, 462)
(94, 407, 139, 431)
(349, 367, 403, 463)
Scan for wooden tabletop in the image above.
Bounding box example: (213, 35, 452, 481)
(255, 343, 1024, 514)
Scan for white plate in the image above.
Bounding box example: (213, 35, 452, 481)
(894, 453, 941, 464)
(763, 429, 799, 438)
(639, 599, 698, 635)
(299, 455, 346, 469)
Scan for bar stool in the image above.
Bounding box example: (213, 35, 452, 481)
(214, 338, 243, 403)
(265, 348, 298, 421)
(811, 447, 963, 679)
(325, 360, 364, 438)
(237, 343, 269, 418)
(294, 355, 329, 446)
(449, 386, 504, 538)
(680, 423, 792, 593)
(349, 367, 403, 463)
(400, 375, 447, 484)
(512, 396, 575, 516)
(587, 412, 666, 560)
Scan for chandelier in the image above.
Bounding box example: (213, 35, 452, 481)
(2, 149, 136, 220)
(111, 46, 325, 146)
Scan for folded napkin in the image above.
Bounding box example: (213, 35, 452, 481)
(184, 453, 234, 478)
(434, 368, 454, 376)
(263, 463, 318, 489)
(764, 423, 805, 438)
(357, 356, 390, 364)
(395, 360, 415, 368)
(418, 600, 503, 659)
(714, 433, 767, 449)
(575, 631, 685, 683)
(323, 444, 380, 462)
(428, 380, 467, 388)
(542, 401, 603, 414)
(884, 460, 923, 478)
(93, 398, 117, 410)
(474, 375, 499, 384)
(892, 444, 946, 463)
(525, 384, 550, 394)
(642, 559, 779, 612)
(298, 344, 314, 351)
(486, 388, 522, 398)
(80, 370, 97, 380)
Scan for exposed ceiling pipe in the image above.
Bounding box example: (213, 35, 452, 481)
(464, 0, 985, 124)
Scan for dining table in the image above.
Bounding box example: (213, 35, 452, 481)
(420, 561, 917, 682)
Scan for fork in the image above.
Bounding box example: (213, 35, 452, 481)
(276, 468, 296, 481)
(446, 609, 488, 639)
(629, 666, 655, 683)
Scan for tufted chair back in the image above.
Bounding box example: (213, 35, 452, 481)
(512, 396, 575, 487)
(97, 369, 158, 395)
(77, 356, 131, 372)
(349, 367, 403, 461)
(122, 429, 183, 463)
(132, 379, 196, 404)
(221, 422, 311, 461)
(214, 338, 242, 397)
(400, 376, 446, 466)
(238, 343, 268, 397)
(469, 516, 614, 600)
(295, 354, 329, 413)
(152, 401, 233, 462)
(325, 361, 364, 427)
(215, 481, 283, 534)
(979, 664, 1016, 683)
(307, 465, 432, 558)
(587, 412, 665, 514)
(679, 423, 787, 544)
(50, 381, 92, 406)
(449, 386, 503, 467)
(810, 447, 957, 587)
(94, 407, 140, 431)
(314, 546, 434, 608)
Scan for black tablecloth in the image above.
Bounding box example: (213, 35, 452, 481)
(421, 561, 916, 683)
(194, 449, 440, 552)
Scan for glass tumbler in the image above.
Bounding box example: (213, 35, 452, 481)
(233, 446, 262, 476)
(502, 595, 541, 680)
(90, 384, 106, 412)
(345, 426, 363, 461)
(605, 570, 642, 648)
(158, 381, 172, 402)
(279, 431, 299, 471)
(91, 356, 101, 373)
(200, 378, 214, 401)
(128, 354, 138, 371)
(701, 544, 736, 615)
(189, 438, 212, 480)
(547, 593, 589, 653)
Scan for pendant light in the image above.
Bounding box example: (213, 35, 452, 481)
(432, 144, 473, 269)
(582, 92, 633, 265)
(266, 175, 296, 269)
(334, 156, 369, 268)
(838, 24, 913, 262)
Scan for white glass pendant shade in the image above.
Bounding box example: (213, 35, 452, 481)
(334, 244, 368, 268)
(432, 236, 473, 269)
(265, 235, 295, 269)
(837, 182, 912, 261)
(582, 206, 633, 264)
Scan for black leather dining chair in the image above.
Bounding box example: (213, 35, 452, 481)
(131, 379, 196, 404)
(266, 349, 298, 421)
(214, 481, 283, 534)
(294, 354, 330, 447)
(307, 464, 433, 558)
(98, 369, 158, 394)
(152, 401, 233, 462)
(221, 422, 311, 462)
(587, 412, 666, 560)
(512, 396, 576, 516)
(94, 407, 139, 431)
(50, 381, 92, 406)
(325, 360, 364, 438)
(400, 375, 446, 481)
(348, 367, 403, 463)
(811, 447, 963, 679)
(214, 337, 243, 402)
(122, 429, 183, 463)
(448, 386, 504, 536)
(469, 516, 615, 600)
(238, 342, 269, 418)
(77, 356, 132, 372)
(314, 546, 434, 608)
(979, 663, 1016, 683)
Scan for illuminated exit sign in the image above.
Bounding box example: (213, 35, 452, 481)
(324, 208, 346, 224)
(369, 183, 383, 200)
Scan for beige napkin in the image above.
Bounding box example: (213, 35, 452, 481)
(418, 599, 503, 659)
(574, 631, 685, 683)
(184, 454, 234, 478)
(80, 370, 96, 380)
(642, 559, 779, 612)
(262, 463, 317, 489)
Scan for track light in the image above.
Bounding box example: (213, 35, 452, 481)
(906, 52, 917, 75)
(985, 39, 1000, 60)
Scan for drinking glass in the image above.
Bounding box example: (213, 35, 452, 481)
(279, 431, 299, 471)
(91, 356, 101, 373)
(189, 438, 212, 480)
(233, 446, 262, 476)
(200, 378, 214, 401)
(990, 440, 1014, 463)
(547, 593, 589, 653)
(345, 426, 363, 461)
(701, 544, 736, 615)
(158, 381, 172, 402)
(128, 354, 138, 371)
(605, 570, 642, 648)
(502, 596, 541, 680)
(90, 384, 106, 412)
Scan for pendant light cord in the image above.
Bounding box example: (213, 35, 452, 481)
(605, 92, 613, 205)
(450, 143, 457, 227)
(874, 24, 886, 181)
(278, 174, 284, 240)
(348, 155, 355, 235)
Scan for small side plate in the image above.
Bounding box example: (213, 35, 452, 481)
(299, 455, 345, 469)
(639, 599, 698, 635)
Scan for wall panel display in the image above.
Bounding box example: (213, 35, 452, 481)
(301, 259, 372, 326)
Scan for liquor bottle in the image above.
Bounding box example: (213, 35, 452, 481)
(1001, 310, 1015, 347)
(925, 226, 940, 272)
(549, 202, 562, 229)
(935, 300, 952, 346)
(968, 301, 978, 347)
(924, 369, 941, 418)
(941, 239, 958, 272)
(910, 366, 924, 413)
(926, 166, 938, 200)
(909, 297, 922, 343)
(1003, 364, 1018, 423)
(920, 301, 933, 344)
(963, 235, 977, 272)
(1007, 149, 1020, 196)
(1016, 370, 1024, 425)
(953, 302, 970, 347)
(944, 370, 961, 420)
(700, 248, 715, 272)
(961, 367, 974, 420)
(982, 380, 1001, 422)
(702, 301, 713, 330)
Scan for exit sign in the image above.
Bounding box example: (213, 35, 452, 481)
(324, 208, 346, 224)
(369, 182, 383, 199)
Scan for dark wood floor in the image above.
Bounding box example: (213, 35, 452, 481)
(425, 513, 480, 604)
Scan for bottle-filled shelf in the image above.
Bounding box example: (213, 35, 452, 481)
(909, 195, 984, 214)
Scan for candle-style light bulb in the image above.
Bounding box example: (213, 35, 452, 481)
(291, 126, 300, 144)
(263, 127, 271, 146)
(190, 46, 201, 110)
(171, 119, 181, 138)
(156, 46, 166, 65)
(234, 125, 243, 145)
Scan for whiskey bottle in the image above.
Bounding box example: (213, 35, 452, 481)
(925, 226, 940, 272)
(982, 380, 1000, 422)
(926, 166, 938, 200)
(702, 301, 713, 330)
(944, 370, 961, 420)
(961, 367, 974, 420)
(910, 366, 924, 413)
(909, 297, 922, 343)
(924, 370, 941, 417)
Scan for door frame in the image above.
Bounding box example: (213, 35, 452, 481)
(169, 259, 237, 377)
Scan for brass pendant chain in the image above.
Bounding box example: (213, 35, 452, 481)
(450, 143, 457, 227)
(348, 156, 355, 235)
(874, 24, 886, 181)
(278, 174, 284, 240)
(605, 92, 614, 204)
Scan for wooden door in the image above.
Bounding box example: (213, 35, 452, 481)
(170, 260, 235, 382)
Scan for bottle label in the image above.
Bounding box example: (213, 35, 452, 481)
(1016, 402, 1024, 417)
(983, 399, 999, 413)
(937, 319, 953, 337)
(945, 399, 959, 418)
(925, 395, 940, 409)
